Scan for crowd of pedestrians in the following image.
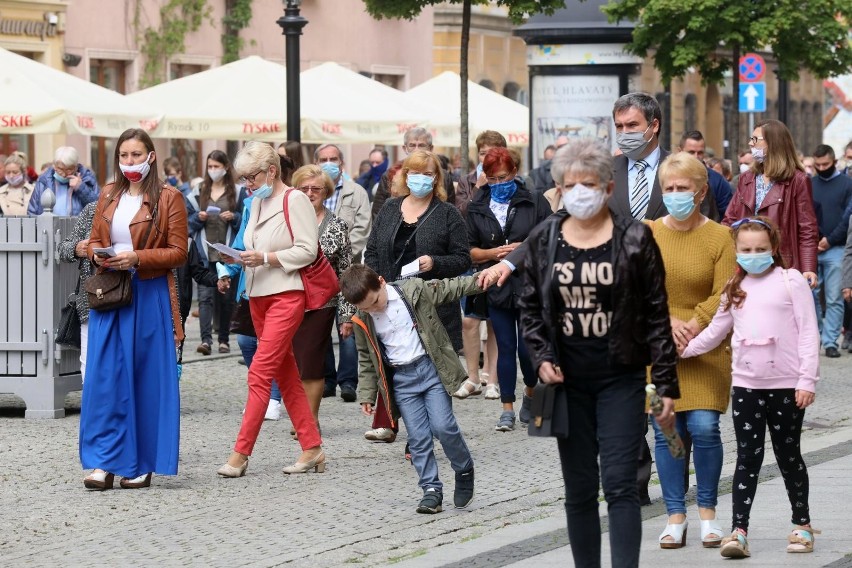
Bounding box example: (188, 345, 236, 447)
(10, 89, 852, 568)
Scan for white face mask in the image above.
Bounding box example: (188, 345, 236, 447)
(561, 183, 609, 220)
(208, 169, 226, 182)
(119, 152, 154, 183)
(739, 163, 750, 174)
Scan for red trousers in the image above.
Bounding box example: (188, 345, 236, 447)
(372, 392, 398, 432)
(235, 291, 321, 455)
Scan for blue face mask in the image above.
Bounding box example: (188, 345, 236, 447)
(476, 162, 483, 178)
(407, 173, 434, 198)
(736, 252, 774, 275)
(166, 176, 179, 186)
(251, 172, 273, 200)
(320, 162, 340, 181)
(662, 191, 697, 221)
(489, 179, 516, 204)
(53, 171, 69, 184)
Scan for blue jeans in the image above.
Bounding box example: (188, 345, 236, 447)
(237, 334, 281, 402)
(393, 355, 473, 493)
(814, 246, 844, 349)
(488, 304, 536, 404)
(651, 409, 722, 515)
(323, 316, 358, 391)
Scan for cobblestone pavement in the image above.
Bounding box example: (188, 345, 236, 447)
(1, 318, 851, 567)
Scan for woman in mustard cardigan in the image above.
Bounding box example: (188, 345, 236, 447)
(647, 153, 737, 550)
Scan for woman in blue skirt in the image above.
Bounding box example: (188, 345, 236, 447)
(80, 128, 188, 490)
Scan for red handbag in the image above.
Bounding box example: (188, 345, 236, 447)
(282, 189, 340, 310)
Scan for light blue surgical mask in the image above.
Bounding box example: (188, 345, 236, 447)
(53, 171, 69, 184)
(489, 179, 516, 204)
(251, 172, 273, 200)
(736, 252, 774, 275)
(476, 162, 483, 178)
(407, 174, 434, 198)
(320, 162, 340, 181)
(662, 191, 697, 221)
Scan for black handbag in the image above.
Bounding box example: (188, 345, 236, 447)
(56, 274, 81, 348)
(528, 383, 569, 438)
(229, 298, 256, 337)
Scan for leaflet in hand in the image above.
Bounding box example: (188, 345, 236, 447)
(206, 240, 243, 263)
(400, 259, 420, 278)
(206, 205, 221, 214)
(92, 247, 117, 258)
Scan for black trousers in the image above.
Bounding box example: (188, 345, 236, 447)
(730, 386, 810, 531)
(557, 370, 646, 568)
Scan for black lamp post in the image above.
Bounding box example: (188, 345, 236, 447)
(277, 0, 308, 142)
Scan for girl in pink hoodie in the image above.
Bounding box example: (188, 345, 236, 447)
(681, 216, 819, 559)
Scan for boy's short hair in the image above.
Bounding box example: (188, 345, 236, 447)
(340, 264, 382, 305)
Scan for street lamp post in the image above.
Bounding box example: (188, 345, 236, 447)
(277, 0, 308, 143)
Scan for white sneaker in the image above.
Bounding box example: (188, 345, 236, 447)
(264, 400, 282, 421)
(364, 427, 397, 442)
(484, 384, 500, 400)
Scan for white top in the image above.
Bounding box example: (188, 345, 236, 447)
(110, 193, 143, 254)
(371, 285, 426, 366)
(489, 200, 510, 231)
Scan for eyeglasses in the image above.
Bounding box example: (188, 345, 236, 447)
(748, 136, 765, 145)
(485, 174, 513, 184)
(299, 186, 326, 194)
(407, 170, 436, 179)
(316, 156, 341, 164)
(731, 217, 772, 230)
(54, 164, 76, 176)
(238, 170, 265, 185)
(405, 142, 431, 152)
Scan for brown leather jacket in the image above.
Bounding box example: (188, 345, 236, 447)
(722, 169, 818, 274)
(88, 182, 189, 339)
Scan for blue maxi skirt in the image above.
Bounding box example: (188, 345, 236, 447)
(79, 273, 180, 477)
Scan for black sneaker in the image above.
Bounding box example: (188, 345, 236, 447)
(826, 346, 841, 358)
(417, 488, 443, 514)
(454, 468, 474, 508)
(842, 334, 852, 350)
(519, 394, 533, 425)
(340, 386, 357, 402)
(322, 386, 336, 398)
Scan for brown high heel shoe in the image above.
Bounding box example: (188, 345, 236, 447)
(120, 473, 152, 489)
(83, 470, 115, 490)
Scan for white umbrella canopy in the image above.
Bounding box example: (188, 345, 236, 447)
(128, 57, 426, 143)
(404, 71, 530, 147)
(0, 47, 162, 137)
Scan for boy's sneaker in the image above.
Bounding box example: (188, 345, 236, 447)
(495, 411, 516, 432)
(519, 394, 533, 425)
(264, 400, 282, 421)
(364, 428, 396, 443)
(454, 468, 474, 509)
(417, 488, 443, 514)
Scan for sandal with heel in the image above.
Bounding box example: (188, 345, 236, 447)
(659, 520, 688, 549)
(700, 519, 724, 548)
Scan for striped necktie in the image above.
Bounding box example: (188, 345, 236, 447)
(630, 159, 650, 220)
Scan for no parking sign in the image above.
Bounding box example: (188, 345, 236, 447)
(739, 53, 766, 83)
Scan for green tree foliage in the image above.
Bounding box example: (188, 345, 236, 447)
(602, 0, 852, 84)
(222, 0, 253, 64)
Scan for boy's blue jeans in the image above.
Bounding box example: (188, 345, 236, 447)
(393, 355, 473, 493)
(237, 334, 281, 402)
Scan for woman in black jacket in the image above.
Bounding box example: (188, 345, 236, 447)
(466, 147, 550, 432)
(363, 150, 471, 443)
(512, 138, 679, 568)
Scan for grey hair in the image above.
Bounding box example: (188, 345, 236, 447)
(313, 144, 344, 163)
(234, 141, 280, 179)
(551, 138, 614, 187)
(612, 92, 662, 130)
(403, 127, 432, 146)
(54, 146, 79, 167)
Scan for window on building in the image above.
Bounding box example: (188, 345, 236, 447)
(479, 79, 496, 91)
(90, 59, 127, 185)
(683, 94, 697, 133)
(503, 82, 520, 101)
(373, 73, 403, 90)
(2, 51, 35, 170)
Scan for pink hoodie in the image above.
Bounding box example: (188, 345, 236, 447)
(681, 267, 819, 393)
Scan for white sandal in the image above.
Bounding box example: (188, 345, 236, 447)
(700, 519, 724, 548)
(659, 520, 688, 549)
(483, 384, 500, 399)
(452, 379, 482, 399)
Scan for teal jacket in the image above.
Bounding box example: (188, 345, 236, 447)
(353, 275, 483, 427)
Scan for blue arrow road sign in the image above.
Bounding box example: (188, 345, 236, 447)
(739, 82, 766, 113)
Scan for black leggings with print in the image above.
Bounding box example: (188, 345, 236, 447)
(730, 386, 810, 532)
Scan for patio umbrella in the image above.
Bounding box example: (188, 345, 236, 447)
(0, 47, 161, 137)
(404, 71, 530, 147)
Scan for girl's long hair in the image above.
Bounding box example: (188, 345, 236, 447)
(198, 149, 237, 212)
(721, 215, 786, 311)
(112, 128, 162, 208)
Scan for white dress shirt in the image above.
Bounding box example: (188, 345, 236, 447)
(626, 146, 662, 193)
(371, 285, 426, 366)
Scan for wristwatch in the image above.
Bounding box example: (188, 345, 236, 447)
(262, 252, 270, 267)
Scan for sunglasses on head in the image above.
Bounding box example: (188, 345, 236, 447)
(731, 218, 772, 230)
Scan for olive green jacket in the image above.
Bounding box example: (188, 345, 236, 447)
(353, 275, 483, 427)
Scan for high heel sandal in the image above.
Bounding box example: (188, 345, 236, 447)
(787, 525, 820, 553)
(83, 470, 115, 491)
(282, 450, 326, 474)
(120, 473, 152, 489)
(700, 519, 724, 548)
(217, 458, 248, 478)
(659, 520, 688, 549)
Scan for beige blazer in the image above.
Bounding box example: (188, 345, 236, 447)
(0, 183, 35, 216)
(243, 189, 318, 298)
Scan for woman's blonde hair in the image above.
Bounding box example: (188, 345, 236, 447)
(233, 141, 280, 180)
(4, 154, 26, 170)
(291, 164, 334, 200)
(396, 150, 446, 201)
(752, 119, 803, 182)
(658, 152, 709, 196)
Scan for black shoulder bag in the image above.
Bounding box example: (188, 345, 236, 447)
(56, 267, 82, 348)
